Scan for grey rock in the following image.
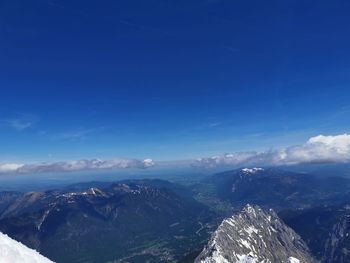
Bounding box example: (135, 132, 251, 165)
(195, 204, 316, 263)
(323, 206, 350, 263)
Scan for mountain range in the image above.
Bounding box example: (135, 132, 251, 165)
(0, 180, 212, 263)
(1, 168, 350, 262)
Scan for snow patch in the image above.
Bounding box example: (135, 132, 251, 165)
(245, 226, 259, 236)
(241, 168, 264, 174)
(288, 257, 300, 263)
(0, 232, 54, 263)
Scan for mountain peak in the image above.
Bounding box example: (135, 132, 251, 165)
(241, 204, 263, 217)
(195, 205, 315, 263)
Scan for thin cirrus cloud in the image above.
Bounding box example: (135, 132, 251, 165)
(6, 119, 34, 131)
(0, 114, 39, 131)
(49, 126, 107, 141)
(194, 134, 350, 168)
(54, 129, 97, 140)
(0, 158, 155, 175)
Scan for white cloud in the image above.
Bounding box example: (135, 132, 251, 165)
(194, 134, 350, 168)
(0, 158, 154, 175)
(194, 152, 257, 169)
(2, 134, 350, 173)
(0, 163, 24, 173)
(0, 232, 54, 263)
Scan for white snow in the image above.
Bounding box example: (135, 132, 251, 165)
(200, 251, 230, 263)
(288, 257, 300, 263)
(236, 254, 258, 263)
(241, 168, 264, 174)
(240, 239, 252, 250)
(245, 226, 259, 236)
(225, 218, 237, 227)
(37, 209, 52, 230)
(0, 232, 54, 263)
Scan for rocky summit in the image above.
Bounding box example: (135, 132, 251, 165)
(195, 204, 315, 263)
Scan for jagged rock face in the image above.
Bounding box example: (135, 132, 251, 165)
(195, 205, 315, 263)
(282, 204, 350, 263)
(323, 210, 350, 263)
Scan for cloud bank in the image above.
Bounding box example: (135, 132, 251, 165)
(195, 134, 350, 168)
(2, 134, 350, 174)
(0, 158, 154, 175)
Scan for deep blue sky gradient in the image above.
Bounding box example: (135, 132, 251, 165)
(1, 0, 350, 161)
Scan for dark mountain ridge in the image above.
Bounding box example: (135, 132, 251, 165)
(205, 167, 350, 210)
(0, 179, 213, 263)
(281, 203, 350, 263)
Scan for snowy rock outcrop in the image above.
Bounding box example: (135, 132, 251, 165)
(195, 205, 315, 263)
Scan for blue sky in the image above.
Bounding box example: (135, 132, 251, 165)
(1, 0, 350, 162)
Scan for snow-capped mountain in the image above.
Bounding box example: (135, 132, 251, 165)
(0, 232, 54, 263)
(195, 204, 315, 263)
